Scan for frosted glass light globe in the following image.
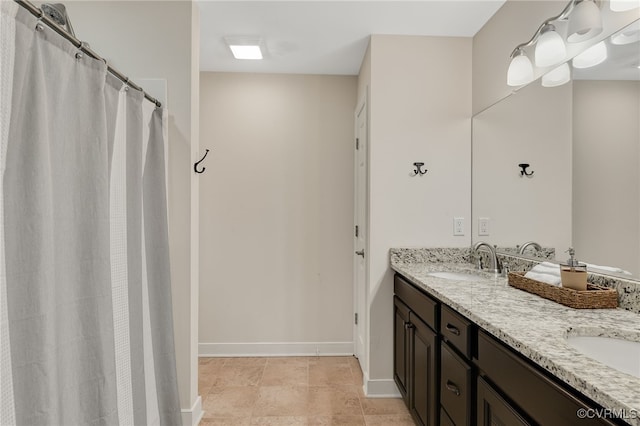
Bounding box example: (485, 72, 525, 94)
(535, 26, 567, 67)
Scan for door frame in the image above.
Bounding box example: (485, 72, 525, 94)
(353, 92, 369, 369)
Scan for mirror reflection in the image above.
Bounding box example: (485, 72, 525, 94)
(472, 18, 640, 278)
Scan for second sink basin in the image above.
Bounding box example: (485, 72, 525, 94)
(427, 271, 486, 282)
(566, 335, 640, 378)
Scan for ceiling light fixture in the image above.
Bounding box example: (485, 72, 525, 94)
(572, 40, 608, 68)
(567, 0, 603, 43)
(507, 49, 534, 86)
(542, 63, 572, 87)
(610, 0, 640, 12)
(224, 37, 264, 60)
(229, 45, 263, 60)
(535, 24, 567, 67)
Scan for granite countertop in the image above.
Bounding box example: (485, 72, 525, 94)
(391, 255, 640, 426)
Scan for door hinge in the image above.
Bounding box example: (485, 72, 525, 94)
(355, 313, 358, 325)
(355, 225, 359, 237)
(356, 138, 359, 150)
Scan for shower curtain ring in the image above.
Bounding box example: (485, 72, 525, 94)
(35, 18, 45, 32)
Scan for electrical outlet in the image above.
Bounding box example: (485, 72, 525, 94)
(479, 217, 490, 236)
(453, 217, 464, 236)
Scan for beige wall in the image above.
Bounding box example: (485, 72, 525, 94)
(199, 73, 357, 353)
(573, 81, 640, 275)
(66, 1, 200, 422)
(472, 81, 572, 254)
(363, 35, 472, 390)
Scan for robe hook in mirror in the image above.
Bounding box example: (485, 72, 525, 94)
(413, 162, 428, 176)
(194, 149, 210, 174)
(519, 163, 534, 177)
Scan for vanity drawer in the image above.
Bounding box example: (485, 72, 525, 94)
(441, 342, 472, 426)
(476, 330, 617, 426)
(441, 305, 472, 358)
(394, 274, 438, 331)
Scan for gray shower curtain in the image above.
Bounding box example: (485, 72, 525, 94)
(0, 3, 181, 425)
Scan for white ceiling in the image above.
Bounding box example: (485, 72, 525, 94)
(198, 1, 506, 75)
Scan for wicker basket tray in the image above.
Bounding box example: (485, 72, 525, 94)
(508, 272, 618, 309)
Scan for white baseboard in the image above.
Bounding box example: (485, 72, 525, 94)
(362, 372, 401, 398)
(181, 395, 203, 426)
(199, 341, 354, 357)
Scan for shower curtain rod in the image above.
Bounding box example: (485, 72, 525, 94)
(14, 0, 162, 108)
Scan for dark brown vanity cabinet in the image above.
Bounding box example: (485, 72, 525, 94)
(476, 330, 619, 426)
(394, 275, 439, 426)
(394, 273, 625, 426)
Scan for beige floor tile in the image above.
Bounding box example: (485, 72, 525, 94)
(266, 357, 310, 366)
(199, 418, 251, 426)
(210, 365, 265, 387)
(224, 357, 269, 367)
(363, 414, 415, 425)
(261, 363, 309, 386)
(360, 398, 407, 416)
(252, 386, 309, 417)
(309, 364, 357, 386)
(202, 386, 259, 418)
(308, 416, 366, 425)
(308, 386, 363, 417)
(250, 416, 308, 425)
(199, 374, 217, 396)
(308, 357, 353, 366)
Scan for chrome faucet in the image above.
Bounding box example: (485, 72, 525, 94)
(472, 241, 500, 273)
(517, 241, 542, 255)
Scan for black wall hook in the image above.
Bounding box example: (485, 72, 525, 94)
(413, 162, 428, 176)
(194, 149, 210, 174)
(518, 163, 534, 177)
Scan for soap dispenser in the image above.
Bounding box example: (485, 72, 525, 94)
(560, 248, 587, 291)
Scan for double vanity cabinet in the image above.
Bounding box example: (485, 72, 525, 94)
(393, 273, 622, 426)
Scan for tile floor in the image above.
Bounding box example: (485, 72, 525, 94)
(198, 356, 415, 426)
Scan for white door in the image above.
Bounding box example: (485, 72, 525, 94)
(353, 96, 368, 367)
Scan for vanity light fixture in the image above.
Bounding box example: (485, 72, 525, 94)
(506, 0, 576, 86)
(224, 37, 264, 60)
(610, 0, 640, 12)
(567, 0, 603, 43)
(507, 49, 534, 86)
(535, 24, 567, 67)
(572, 40, 608, 68)
(542, 63, 572, 87)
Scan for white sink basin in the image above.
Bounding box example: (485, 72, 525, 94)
(566, 335, 640, 378)
(427, 271, 486, 282)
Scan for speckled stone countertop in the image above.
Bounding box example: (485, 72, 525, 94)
(390, 249, 640, 426)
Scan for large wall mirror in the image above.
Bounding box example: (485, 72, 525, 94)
(472, 15, 640, 278)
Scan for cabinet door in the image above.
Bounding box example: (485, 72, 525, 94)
(394, 297, 411, 403)
(410, 313, 438, 426)
(477, 377, 530, 426)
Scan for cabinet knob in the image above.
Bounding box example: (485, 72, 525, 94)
(445, 323, 461, 336)
(404, 322, 414, 330)
(446, 380, 461, 396)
